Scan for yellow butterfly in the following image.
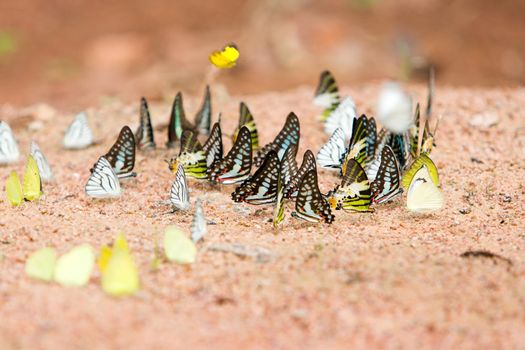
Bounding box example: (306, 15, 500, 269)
(54, 244, 95, 287)
(209, 43, 239, 68)
(163, 226, 196, 264)
(401, 153, 439, 190)
(100, 233, 140, 297)
(406, 165, 444, 213)
(25, 247, 57, 281)
(5, 155, 43, 206)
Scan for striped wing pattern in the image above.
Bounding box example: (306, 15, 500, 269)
(292, 169, 334, 224)
(254, 112, 300, 167)
(85, 156, 121, 198)
(135, 98, 156, 150)
(170, 164, 190, 211)
(104, 126, 136, 179)
(284, 150, 316, 199)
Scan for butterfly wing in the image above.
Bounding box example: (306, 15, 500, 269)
(0, 121, 20, 164)
(22, 155, 43, 201)
(365, 117, 377, 162)
(407, 176, 444, 213)
(30, 141, 54, 182)
(85, 156, 122, 198)
(54, 244, 95, 287)
(329, 159, 372, 212)
(63, 112, 93, 149)
(5, 171, 23, 206)
(402, 153, 439, 190)
(293, 169, 334, 224)
(254, 112, 300, 167)
(170, 164, 190, 211)
(284, 150, 316, 198)
(377, 82, 413, 134)
(280, 144, 298, 188)
(104, 126, 136, 179)
(370, 146, 402, 203)
(202, 120, 223, 168)
(232, 150, 280, 205)
(194, 85, 212, 136)
(272, 165, 285, 228)
(324, 96, 357, 139)
(167, 92, 195, 148)
(209, 44, 239, 68)
(191, 200, 207, 243)
(208, 126, 252, 184)
(317, 127, 346, 169)
(232, 102, 259, 150)
(314, 70, 340, 122)
(164, 226, 196, 264)
(135, 98, 156, 150)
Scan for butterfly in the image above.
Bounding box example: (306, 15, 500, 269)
(164, 226, 196, 264)
(232, 150, 280, 205)
(0, 121, 20, 164)
(30, 141, 54, 182)
(369, 146, 402, 203)
(406, 163, 444, 213)
(167, 130, 207, 179)
(202, 118, 223, 168)
(135, 97, 156, 150)
(280, 144, 298, 189)
(209, 43, 239, 68)
(376, 82, 413, 134)
(232, 102, 259, 150)
(191, 199, 207, 243)
(25, 247, 57, 281)
(194, 85, 212, 136)
(327, 159, 373, 212)
(170, 163, 190, 211)
(364, 116, 377, 162)
(254, 112, 300, 167)
(53, 244, 95, 287)
(317, 127, 346, 170)
(314, 70, 340, 122)
(341, 114, 368, 175)
(63, 112, 94, 149)
(376, 129, 411, 171)
(284, 150, 316, 199)
(5, 155, 43, 206)
(100, 126, 136, 179)
(324, 96, 357, 139)
(100, 233, 140, 296)
(208, 126, 252, 184)
(272, 164, 285, 229)
(167, 92, 196, 148)
(85, 156, 122, 198)
(292, 169, 334, 224)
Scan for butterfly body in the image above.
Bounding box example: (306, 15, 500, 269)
(170, 164, 190, 211)
(85, 156, 121, 198)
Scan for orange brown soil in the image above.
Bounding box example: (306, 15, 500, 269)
(0, 86, 524, 349)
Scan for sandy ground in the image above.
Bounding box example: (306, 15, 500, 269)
(0, 85, 524, 349)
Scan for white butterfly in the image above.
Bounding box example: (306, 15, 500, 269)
(0, 121, 20, 164)
(317, 128, 346, 170)
(191, 199, 207, 243)
(324, 97, 357, 139)
(85, 156, 121, 198)
(406, 166, 444, 213)
(63, 112, 94, 149)
(170, 164, 190, 211)
(30, 141, 54, 182)
(376, 82, 412, 134)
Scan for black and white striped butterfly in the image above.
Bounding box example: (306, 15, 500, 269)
(191, 199, 207, 243)
(292, 169, 334, 224)
(317, 127, 346, 170)
(280, 144, 298, 189)
(377, 130, 410, 170)
(208, 126, 252, 184)
(284, 150, 316, 199)
(254, 112, 300, 167)
(103, 126, 136, 179)
(63, 112, 94, 149)
(232, 150, 280, 205)
(170, 163, 190, 211)
(314, 70, 340, 122)
(135, 97, 156, 150)
(324, 96, 357, 139)
(30, 141, 54, 182)
(85, 156, 121, 198)
(202, 117, 223, 168)
(369, 145, 402, 204)
(232, 102, 259, 150)
(0, 121, 20, 164)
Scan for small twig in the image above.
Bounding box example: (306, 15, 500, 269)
(460, 250, 513, 266)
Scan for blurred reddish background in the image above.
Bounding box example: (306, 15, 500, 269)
(0, 0, 524, 108)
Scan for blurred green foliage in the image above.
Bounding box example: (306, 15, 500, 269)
(0, 31, 17, 57)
